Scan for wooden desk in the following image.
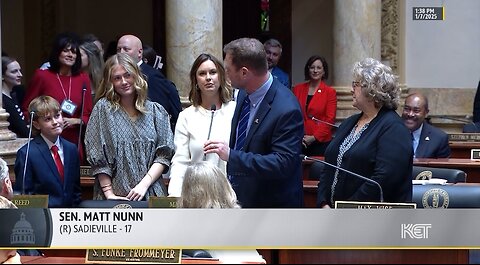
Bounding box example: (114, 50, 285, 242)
(302, 157, 480, 184)
(450, 141, 480, 159)
(80, 176, 170, 201)
(22, 256, 85, 264)
(22, 251, 266, 264)
(24, 250, 469, 264)
(277, 249, 469, 264)
(303, 180, 318, 208)
(80, 177, 94, 200)
(21, 256, 228, 264)
(413, 158, 480, 183)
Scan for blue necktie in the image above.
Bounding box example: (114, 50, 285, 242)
(235, 97, 250, 150)
(412, 133, 417, 158)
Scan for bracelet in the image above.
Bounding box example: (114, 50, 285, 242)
(102, 187, 112, 192)
(101, 183, 112, 189)
(146, 173, 154, 181)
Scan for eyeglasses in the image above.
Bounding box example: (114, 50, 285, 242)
(352, 81, 365, 88)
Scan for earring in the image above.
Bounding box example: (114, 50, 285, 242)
(195, 84, 199, 90)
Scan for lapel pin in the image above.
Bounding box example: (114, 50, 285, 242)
(318, 89, 322, 93)
(254, 119, 259, 124)
(425, 136, 430, 141)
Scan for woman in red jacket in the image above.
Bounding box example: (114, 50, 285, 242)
(23, 32, 92, 163)
(293, 55, 337, 156)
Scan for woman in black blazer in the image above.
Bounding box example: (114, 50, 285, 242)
(317, 58, 413, 208)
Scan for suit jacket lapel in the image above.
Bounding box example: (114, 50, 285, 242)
(416, 124, 430, 157)
(60, 138, 69, 186)
(34, 136, 62, 186)
(230, 90, 247, 148)
(244, 84, 276, 149)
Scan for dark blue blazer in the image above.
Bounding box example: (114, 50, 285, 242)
(140, 63, 182, 130)
(317, 108, 413, 207)
(14, 136, 81, 207)
(228, 78, 304, 208)
(271, 66, 290, 89)
(415, 122, 451, 158)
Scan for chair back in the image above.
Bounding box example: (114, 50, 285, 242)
(413, 184, 480, 208)
(412, 166, 466, 183)
(308, 161, 325, 180)
(463, 123, 480, 133)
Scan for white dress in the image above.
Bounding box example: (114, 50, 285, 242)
(168, 101, 236, 197)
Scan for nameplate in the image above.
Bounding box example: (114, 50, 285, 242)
(335, 201, 416, 209)
(472, 149, 480, 160)
(448, 133, 480, 142)
(148, 196, 178, 208)
(80, 165, 92, 178)
(84, 198, 180, 262)
(85, 249, 181, 264)
(12, 195, 49, 208)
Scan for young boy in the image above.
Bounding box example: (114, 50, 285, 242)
(14, 96, 81, 207)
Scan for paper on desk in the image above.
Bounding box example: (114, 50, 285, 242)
(412, 178, 448, 185)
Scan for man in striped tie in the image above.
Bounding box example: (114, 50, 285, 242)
(204, 38, 304, 208)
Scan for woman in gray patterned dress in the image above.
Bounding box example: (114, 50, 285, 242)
(85, 53, 174, 201)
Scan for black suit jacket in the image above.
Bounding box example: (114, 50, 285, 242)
(317, 108, 413, 207)
(473, 80, 480, 122)
(2, 92, 29, 138)
(14, 136, 81, 207)
(415, 122, 451, 158)
(140, 63, 182, 130)
(228, 78, 304, 208)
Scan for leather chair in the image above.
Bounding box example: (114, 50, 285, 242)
(463, 122, 480, 133)
(413, 184, 480, 208)
(412, 166, 466, 183)
(308, 161, 325, 180)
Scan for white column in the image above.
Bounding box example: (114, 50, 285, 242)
(165, 0, 223, 102)
(333, 0, 381, 119)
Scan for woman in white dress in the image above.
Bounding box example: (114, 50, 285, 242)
(168, 53, 235, 197)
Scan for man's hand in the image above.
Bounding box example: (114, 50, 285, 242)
(204, 140, 230, 161)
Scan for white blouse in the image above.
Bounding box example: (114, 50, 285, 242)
(168, 101, 236, 197)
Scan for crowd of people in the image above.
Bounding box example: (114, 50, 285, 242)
(1, 32, 462, 212)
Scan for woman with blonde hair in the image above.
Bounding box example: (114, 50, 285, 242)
(178, 161, 240, 208)
(85, 53, 174, 201)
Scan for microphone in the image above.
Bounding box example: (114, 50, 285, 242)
(207, 104, 216, 140)
(203, 104, 216, 161)
(308, 115, 339, 128)
(21, 110, 36, 195)
(438, 115, 472, 124)
(301, 155, 384, 202)
(437, 115, 479, 133)
(78, 83, 87, 153)
(13, 108, 49, 208)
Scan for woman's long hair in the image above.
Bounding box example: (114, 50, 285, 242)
(96, 53, 148, 113)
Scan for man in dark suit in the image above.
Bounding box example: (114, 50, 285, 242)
(402, 92, 451, 158)
(264, 38, 290, 89)
(117, 34, 182, 130)
(14, 96, 81, 207)
(205, 38, 304, 208)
